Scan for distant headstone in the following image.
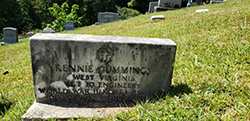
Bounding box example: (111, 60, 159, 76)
(155, 0, 182, 12)
(147, 2, 158, 14)
(196, 9, 209, 13)
(194, 0, 203, 5)
(95, 12, 119, 25)
(159, 0, 182, 8)
(26, 32, 35, 37)
(65, 21, 74, 31)
(151, 15, 165, 21)
(2, 27, 18, 45)
(22, 33, 177, 120)
(43, 28, 55, 33)
(210, 0, 224, 3)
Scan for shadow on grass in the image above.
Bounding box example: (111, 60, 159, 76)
(167, 83, 193, 97)
(0, 96, 13, 116)
(148, 83, 193, 102)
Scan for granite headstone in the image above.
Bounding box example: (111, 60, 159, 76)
(158, 0, 182, 8)
(147, 2, 158, 14)
(96, 12, 119, 24)
(2, 27, 18, 45)
(154, 0, 182, 12)
(65, 21, 74, 31)
(23, 33, 176, 120)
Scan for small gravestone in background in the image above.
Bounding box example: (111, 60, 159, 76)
(22, 33, 176, 120)
(195, 0, 203, 5)
(151, 15, 165, 21)
(65, 21, 74, 31)
(210, 0, 224, 3)
(154, 0, 182, 12)
(26, 32, 34, 37)
(196, 9, 209, 13)
(147, 2, 158, 14)
(95, 12, 119, 25)
(1, 27, 18, 45)
(43, 28, 55, 33)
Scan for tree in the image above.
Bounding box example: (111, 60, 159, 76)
(128, 0, 156, 13)
(0, 0, 135, 37)
(12, 0, 52, 32)
(0, 0, 24, 36)
(47, 2, 82, 31)
(31, 0, 53, 29)
(128, 0, 188, 13)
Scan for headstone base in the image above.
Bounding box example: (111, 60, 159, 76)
(22, 101, 129, 121)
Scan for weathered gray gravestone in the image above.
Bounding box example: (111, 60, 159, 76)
(22, 33, 176, 120)
(147, 2, 158, 14)
(2, 27, 18, 45)
(95, 12, 119, 25)
(65, 21, 74, 31)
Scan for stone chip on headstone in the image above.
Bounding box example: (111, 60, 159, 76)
(22, 33, 177, 120)
(1, 27, 18, 45)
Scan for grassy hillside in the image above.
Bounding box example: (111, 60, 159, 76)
(1, 0, 249, 120)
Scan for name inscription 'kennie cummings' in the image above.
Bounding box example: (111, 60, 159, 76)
(55, 64, 151, 75)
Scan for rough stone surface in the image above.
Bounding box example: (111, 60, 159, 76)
(22, 101, 129, 120)
(29, 33, 176, 105)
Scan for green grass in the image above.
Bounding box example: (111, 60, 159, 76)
(1, 0, 250, 120)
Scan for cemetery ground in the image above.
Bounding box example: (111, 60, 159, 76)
(0, 0, 249, 120)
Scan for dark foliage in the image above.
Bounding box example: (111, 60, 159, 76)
(0, 0, 192, 37)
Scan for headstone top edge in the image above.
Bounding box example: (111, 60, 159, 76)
(98, 12, 119, 15)
(30, 33, 176, 46)
(65, 20, 74, 23)
(3, 27, 17, 30)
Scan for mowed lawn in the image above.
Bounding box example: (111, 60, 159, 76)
(1, 0, 250, 120)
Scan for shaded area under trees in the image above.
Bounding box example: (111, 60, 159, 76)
(0, 0, 189, 37)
